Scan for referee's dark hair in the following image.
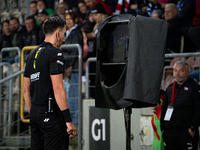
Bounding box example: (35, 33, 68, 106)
(43, 17, 66, 35)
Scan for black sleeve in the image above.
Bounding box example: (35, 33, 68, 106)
(160, 90, 169, 131)
(191, 83, 200, 130)
(49, 49, 65, 75)
(24, 56, 30, 78)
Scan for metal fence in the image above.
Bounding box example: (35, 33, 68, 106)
(84, 53, 200, 98)
(0, 45, 199, 149)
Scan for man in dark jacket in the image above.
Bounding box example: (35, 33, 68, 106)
(15, 16, 43, 62)
(10, 17, 26, 50)
(164, 3, 182, 53)
(0, 20, 12, 61)
(160, 61, 200, 150)
(8, 17, 26, 64)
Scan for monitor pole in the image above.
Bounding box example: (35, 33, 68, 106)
(125, 107, 132, 150)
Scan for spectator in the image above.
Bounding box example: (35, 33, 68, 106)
(188, 70, 200, 83)
(84, 0, 113, 16)
(146, 0, 161, 17)
(29, 1, 37, 16)
(36, 9, 47, 44)
(0, 20, 12, 62)
(22, 16, 41, 46)
(56, 2, 69, 19)
(35, 0, 55, 27)
(164, 3, 181, 53)
(151, 9, 163, 19)
(9, 17, 26, 64)
(63, 11, 83, 126)
(150, 90, 165, 150)
(63, 0, 79, 10)
(15, 16, 42, 63)
(36, 0, 55, 16)
(37, 9, 49, 28)
(91, 2, 109, 34)
(160, 61, 200, 150)
(176, 0, 196, 28)
(82, 10, 95, 27)
(78, 0, 88, 24)
(84, 0, 97, 9)
(188, 0, 200, 51)
(158, 0, 171, 13)
(129, 0, 149, 15)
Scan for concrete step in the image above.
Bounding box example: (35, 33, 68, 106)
(2, 136, 30, 147)
(0, 129, 78, 150)
(0, 146, 30, 150)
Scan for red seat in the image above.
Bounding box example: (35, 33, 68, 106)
(186, 56, 200, 71)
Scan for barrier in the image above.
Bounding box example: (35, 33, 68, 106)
(0, 62, 13, 139)
(0, 47, 21, 64)
(20, 46, 37, 123)
(85, 57, 96, 99)
(60, 44, 83, 150)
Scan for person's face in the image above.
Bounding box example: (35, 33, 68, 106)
(30, 3, 37, 15)
(93, 13, 102, 24)
(84, 0, 95, 9)
(25, 19, 35, 32)
(173, 64, 189, 84)
(160, 3, 166, 8)
(151, 13, 160, 19)
(9, 19, 20, 31)
(89, 13, 94, 23)
(2, 22, 11, 34)
(57, 4, 66, 15)
(151, 0, 158, 4)
(78, 2, 87, 14)
(65, 14, 75, 30)
(37, 1, 46, 11)
(37, 14, 48, 25)
(164, 6, 177, 21)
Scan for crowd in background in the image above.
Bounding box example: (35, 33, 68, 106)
(0, 0, 200, 126)
(0, 0, 200, 65)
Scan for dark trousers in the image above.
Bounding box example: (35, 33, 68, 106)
(162, 128, 199, 150)
(30, 104, 69, 150)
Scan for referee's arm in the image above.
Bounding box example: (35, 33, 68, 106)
(51, 73, 76, 137)
(23, 77, 32, 113)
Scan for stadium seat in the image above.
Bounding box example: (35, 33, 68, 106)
(186, 56, 200, 71)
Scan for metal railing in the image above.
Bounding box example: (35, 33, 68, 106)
(85, 57, 97, 99)
(0, 62, 13, 138)
(20, 46, 37, 123)
(0, 47, 21, 64)
(60, 44, 83, 150)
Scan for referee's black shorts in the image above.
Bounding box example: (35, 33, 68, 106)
(30, 104, 69, 150)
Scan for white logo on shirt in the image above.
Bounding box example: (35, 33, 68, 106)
(56, 60, 64, 65)
(30, 72, 40, 82)
(44, 118, 50, 122)
(57, 53, 62, 56)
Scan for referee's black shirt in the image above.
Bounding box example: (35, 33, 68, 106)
(24, 42, 64, 106)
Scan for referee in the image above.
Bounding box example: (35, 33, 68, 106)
(23, 17, 76, 149)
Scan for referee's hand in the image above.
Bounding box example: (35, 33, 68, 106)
(66, 122, 76, 137)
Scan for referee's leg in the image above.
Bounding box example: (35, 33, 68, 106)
(43, 111, 69, 150)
